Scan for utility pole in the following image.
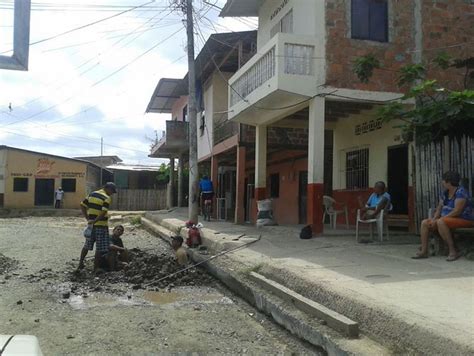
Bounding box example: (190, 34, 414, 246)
(185, 0, 199, 223)
(100, 137, 104, 185)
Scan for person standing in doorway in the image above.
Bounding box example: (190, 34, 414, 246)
(78, 182, 117, 271)
(55, 187, 64, 208)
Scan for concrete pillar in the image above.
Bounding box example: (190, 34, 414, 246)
(235, 146, 246, 224)
(177, 155, 185, 207)
(167, 157, 175, 209)
(255, 125, 267, 201)
(211, 156, 218, 218)
(307, 97, 325, 235)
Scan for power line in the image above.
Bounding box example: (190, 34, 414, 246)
(0, 0, 157, 54)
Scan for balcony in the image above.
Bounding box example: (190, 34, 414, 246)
(214, 119, 239, 146)
(149, 120, 189, 158)
(228, 33, 323, 125)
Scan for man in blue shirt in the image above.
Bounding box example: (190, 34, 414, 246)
(199, 176, 214, 220)
(358, 181, 392, 220)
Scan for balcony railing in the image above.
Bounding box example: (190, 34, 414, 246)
(228, 33, 320, 120)
(214, 120, 239, 145)
(150, 120, 189, 157)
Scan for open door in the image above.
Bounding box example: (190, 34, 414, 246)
(299, 171, 308, 224)
(387, 145, 409, 214)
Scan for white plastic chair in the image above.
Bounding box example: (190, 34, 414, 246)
(356, 209, 389, 242)
(322, 195, 349, 229)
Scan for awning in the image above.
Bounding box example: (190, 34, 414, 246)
(220, 0, 262, 17)
(146, 78, 187, 114)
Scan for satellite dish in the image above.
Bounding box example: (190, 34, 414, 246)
(0, 0, 31, 71)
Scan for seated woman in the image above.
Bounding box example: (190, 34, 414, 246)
(358, 181, 392, 220)
(413, 171, 474, 261)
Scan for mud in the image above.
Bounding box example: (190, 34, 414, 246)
(0, 217, 318, 355)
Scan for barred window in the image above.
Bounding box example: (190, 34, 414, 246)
(345, 148, 369, 189)
(13, 178, 28, 192)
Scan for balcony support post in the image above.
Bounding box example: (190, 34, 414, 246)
(235, 146, 246, 224)
(178, 154, 185, 207)
(307, 97, 325, 235)
(255, 125, 267, 202)
(167, 157, 175, 209)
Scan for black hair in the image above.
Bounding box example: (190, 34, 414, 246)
(172, 235, 183, 245)
(113, 225, 124, 232)
(375, 181, 386, 189)
(442, 171, 461, 187)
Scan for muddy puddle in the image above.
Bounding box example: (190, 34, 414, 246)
(65, 286, 233, 310)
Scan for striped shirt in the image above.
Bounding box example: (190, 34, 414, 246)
(80, 189, 112, 227)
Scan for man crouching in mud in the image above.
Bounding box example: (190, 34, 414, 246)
(78, 182, 117, 271)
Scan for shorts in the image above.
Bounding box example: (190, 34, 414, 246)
(440, 217, 474, 229)
(202, 192, 213, 202)
(84, 226, 110, 253)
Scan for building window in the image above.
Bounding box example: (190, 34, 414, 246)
(61, 178, 76, 192)
(270, 10, 293, 38)
(269, 173, 280, 198)
(13, 177, 28, 192)
(183, 105, 188, 122)
(351, 0, 388, 42)
(345, 148, 369, 189)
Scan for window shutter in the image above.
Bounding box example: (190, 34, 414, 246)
(351, 0, 370, 39)
(369, 0, 388, 42)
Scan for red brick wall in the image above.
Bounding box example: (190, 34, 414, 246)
(241, 125, 308, 147)
(325, 0, 415, 92)
(421, 0, 474, 90)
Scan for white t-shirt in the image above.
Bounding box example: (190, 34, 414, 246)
(55, 190, 64, 200)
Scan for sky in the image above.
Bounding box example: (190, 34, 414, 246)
(0, 0, 256, 164)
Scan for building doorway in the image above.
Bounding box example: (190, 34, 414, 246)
(387, 145, 409, 214)
(35, 178, 55, 206)
(298, 171, 308, 224)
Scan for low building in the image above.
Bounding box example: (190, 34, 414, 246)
(106, 164, 162, 190)
(0, 146, 105, 209)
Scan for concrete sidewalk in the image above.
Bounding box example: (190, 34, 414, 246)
(145, 209, 474, 355)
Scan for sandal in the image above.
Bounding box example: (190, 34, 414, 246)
(411, 253, 428, 259)
(446, 254, 461, 262)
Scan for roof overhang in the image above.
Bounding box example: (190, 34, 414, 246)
(146, 78, 187, 114)
(220, 0, 262, 17)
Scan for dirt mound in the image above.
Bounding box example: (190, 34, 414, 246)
(0, 253, 18, 274)
(68, 248, 214, 292)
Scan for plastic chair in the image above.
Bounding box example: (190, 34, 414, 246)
(322, 195, 349, 229)
(356, 209, 389, 242)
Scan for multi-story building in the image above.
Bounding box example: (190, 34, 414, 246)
(220, 0, 473, 233)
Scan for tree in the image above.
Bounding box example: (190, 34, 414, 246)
(353, 53, 474, 144)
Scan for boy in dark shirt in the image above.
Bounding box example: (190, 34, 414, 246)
(106, 225, 129, 271)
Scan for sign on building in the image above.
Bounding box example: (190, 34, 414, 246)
(0, 0, 31, 71)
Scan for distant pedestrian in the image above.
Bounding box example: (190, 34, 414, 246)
(78, 182, 117, 271)
(55, 187, 64, 208)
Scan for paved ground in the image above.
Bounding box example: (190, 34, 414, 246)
(0, 216, 319, 355)
(148, 208, 474, 354)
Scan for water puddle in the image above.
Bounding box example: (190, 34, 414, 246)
(68, 294, 145, 310)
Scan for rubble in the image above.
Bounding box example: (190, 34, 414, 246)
(0, 253, 18, 274)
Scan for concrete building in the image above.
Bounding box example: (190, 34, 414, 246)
(220, 0, 472, 233)
(106, 164, 162, 190)
(0, 146, 104, 209)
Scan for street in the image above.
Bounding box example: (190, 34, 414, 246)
(0, 217, 318, 355)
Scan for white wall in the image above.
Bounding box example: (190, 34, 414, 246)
(197, 72, 233, 161)
(257, 0, 324, 50)
(0, 150, 5, 194)
(331, 109, 405, 190)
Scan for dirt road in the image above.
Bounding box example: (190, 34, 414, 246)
(0, 217, 318, 355)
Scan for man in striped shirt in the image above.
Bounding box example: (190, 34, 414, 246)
(78, 182, 117, 271)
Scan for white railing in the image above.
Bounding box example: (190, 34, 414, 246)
(230, 46, 276, 106)
(284, 43, 314, 75)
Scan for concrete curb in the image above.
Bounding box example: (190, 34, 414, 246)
(143, 213, 474, 355)
(142, 217, 390, 356)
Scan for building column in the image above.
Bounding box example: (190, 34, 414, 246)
(307, 97, 325, 235)
(167, 157, 175, 209)
(255, 125, 267, 201)
(235, 146, 246, 224)
(177, 155, 184, 207)
(211, 156, 218, 218)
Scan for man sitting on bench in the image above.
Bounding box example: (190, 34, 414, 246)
(413, 171, 474, 262)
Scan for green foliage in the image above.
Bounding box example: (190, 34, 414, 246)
(397, 63, 426, 87)
(130, 215, 142, 226)
(353, 54, 380, 84)
(353, 52, 474, 144)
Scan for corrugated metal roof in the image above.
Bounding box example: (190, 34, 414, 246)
(106, 164, 161, 172)
(145, 78, 187, 114)
(220, 0, 262, 17)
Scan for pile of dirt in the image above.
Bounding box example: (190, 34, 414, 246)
(68, 248, 215, 292)
(0, 253, 18, 274)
